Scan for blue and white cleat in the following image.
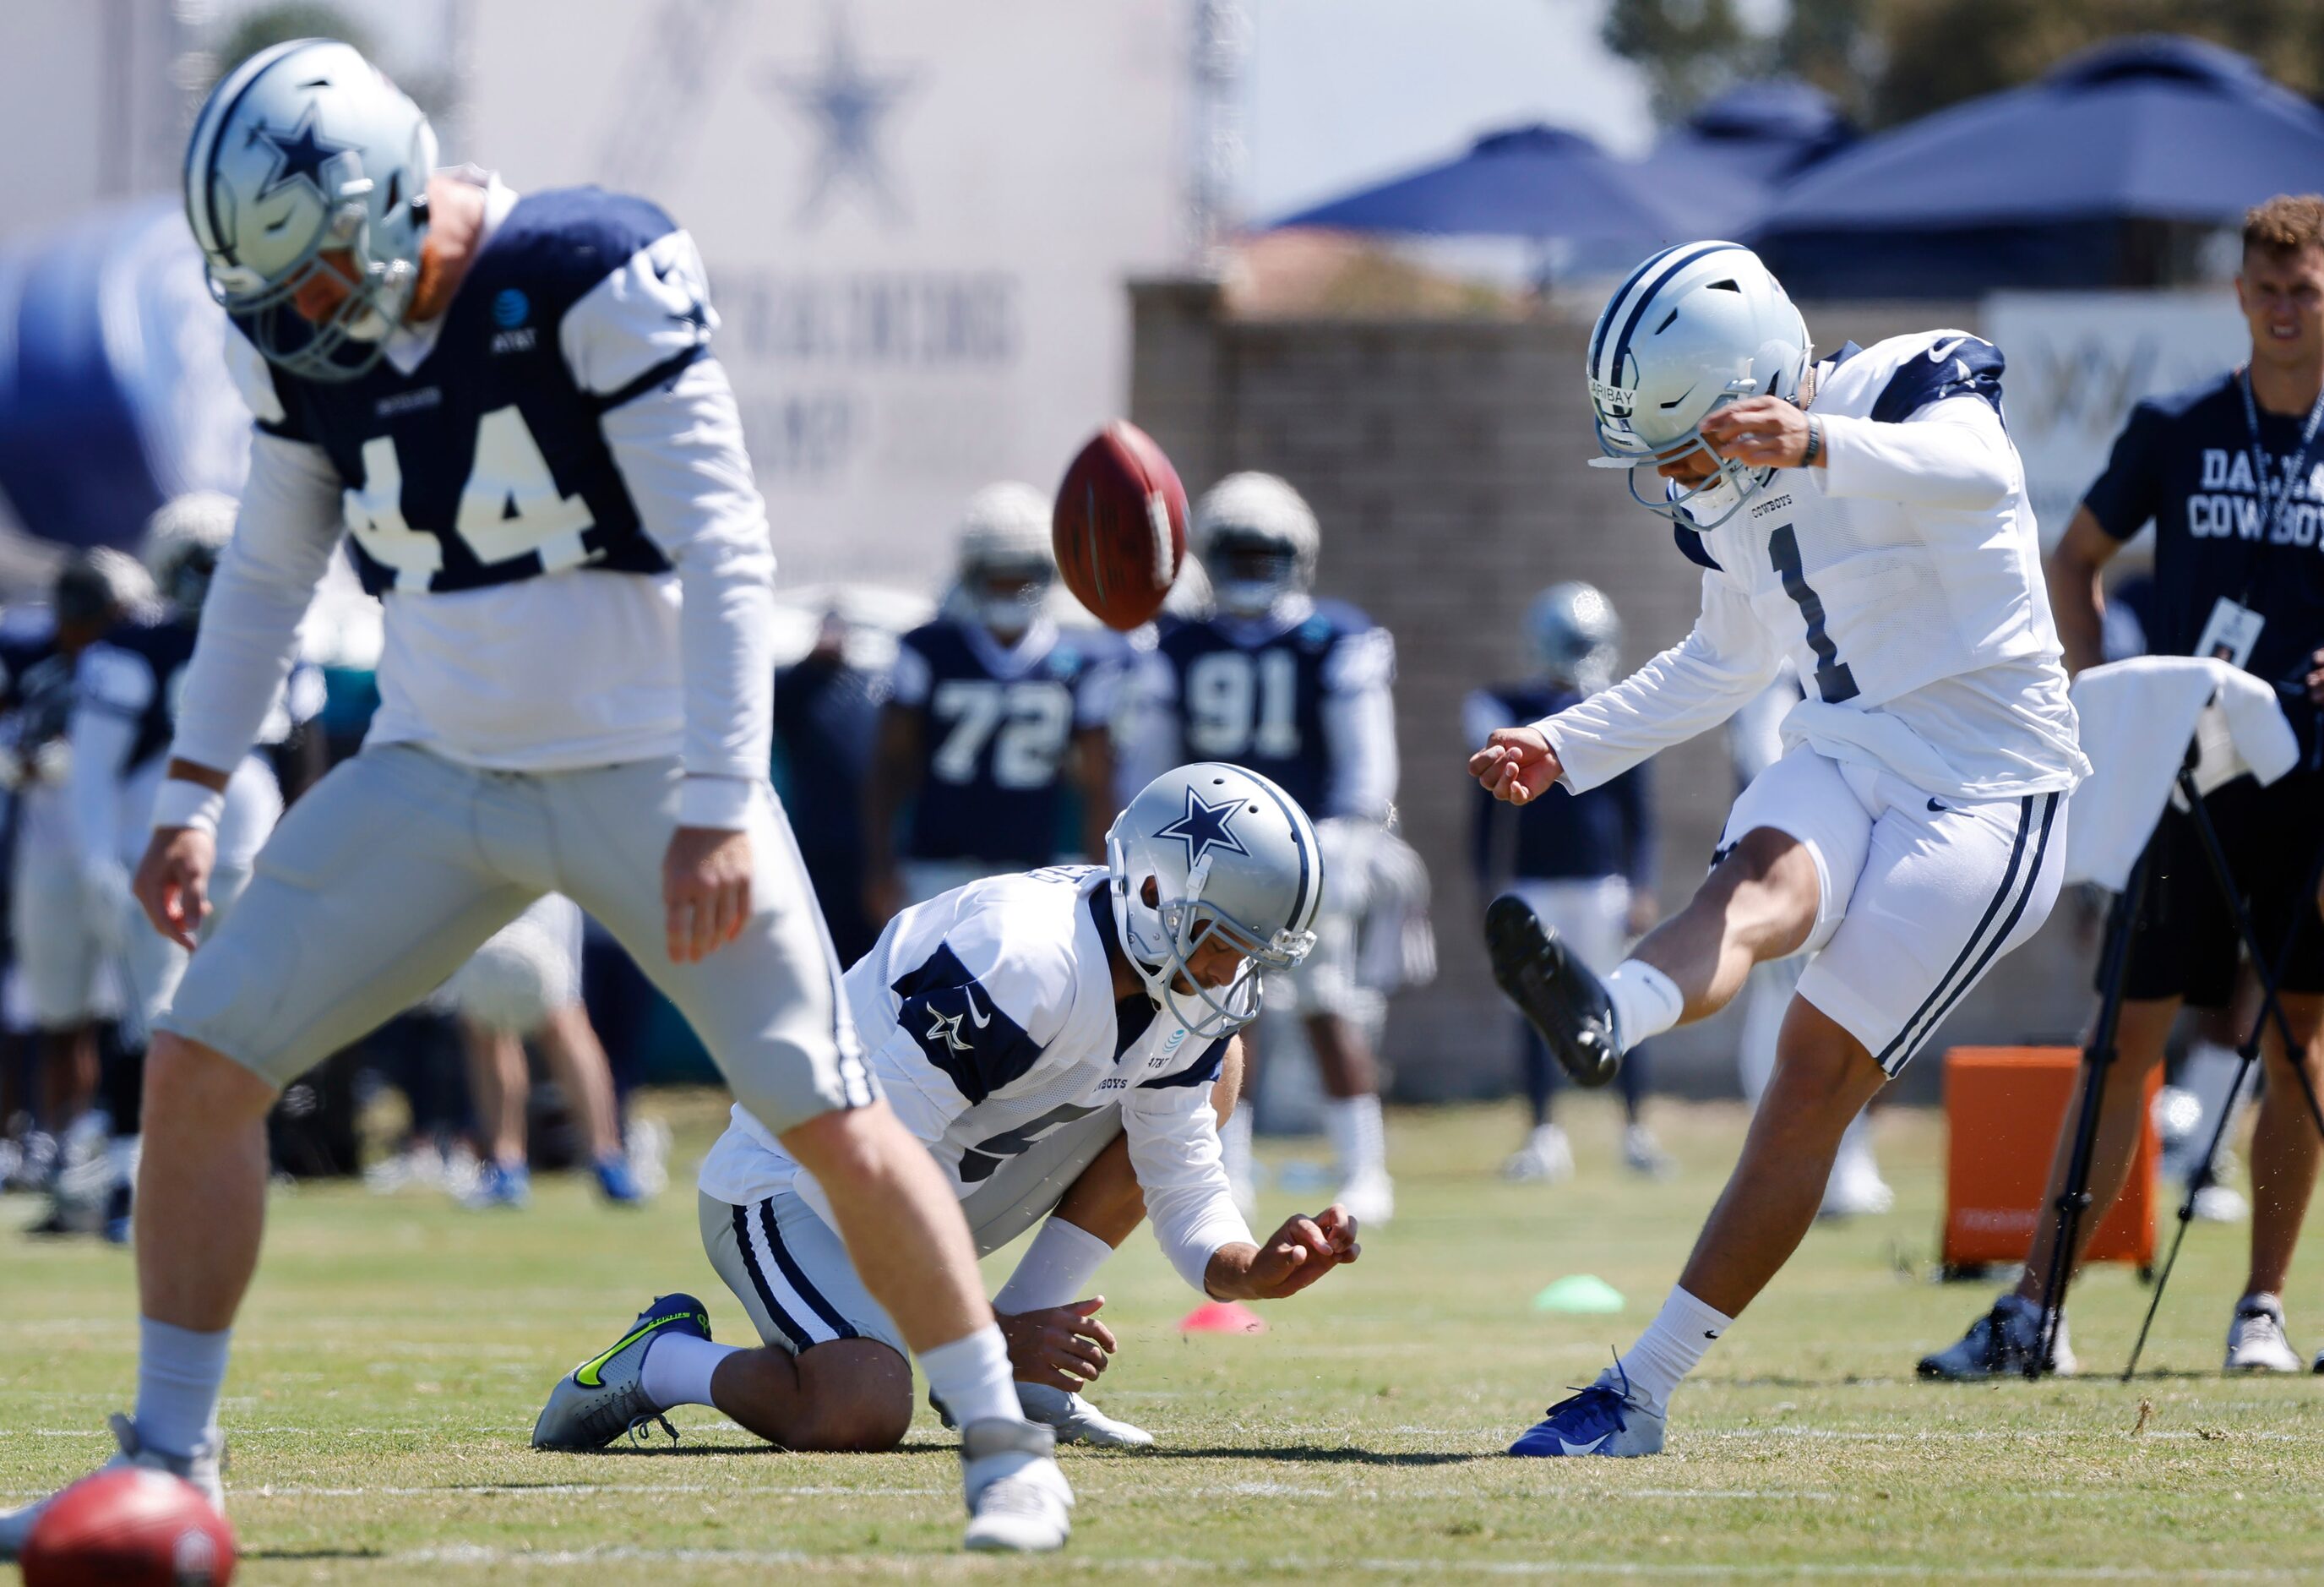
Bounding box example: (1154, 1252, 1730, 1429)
(593, 1153, 645, 1205)
(532, 1293, 710, 1451)
(465, 1159, 531, 1209)
(1509, 1363, 1665, 1458)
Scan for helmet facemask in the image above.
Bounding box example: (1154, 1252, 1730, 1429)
(215, 175, 424, 384)
(1589, 375, 1773, 532)
(965, 555, 1055, 640)
(1204, 530, 1304, 618)
(1108, 844, 1315, 1041)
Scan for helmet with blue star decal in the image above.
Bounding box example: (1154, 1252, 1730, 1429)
(184, 38, 437, 383)
(1106, 762, 1324, 1038)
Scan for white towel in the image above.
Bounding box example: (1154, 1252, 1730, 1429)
(2063, 657, 2300, 891)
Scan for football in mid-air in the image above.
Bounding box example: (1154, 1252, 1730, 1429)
(21, 1468, 236, 1586)
(1052, 420, 1189, 630)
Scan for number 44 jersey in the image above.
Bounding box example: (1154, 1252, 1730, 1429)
(198, 172, 769, 786)
(1543, 330, 2089, 803)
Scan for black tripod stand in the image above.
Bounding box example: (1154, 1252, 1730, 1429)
(2118, 827, 2324, 1378)
(2033, 765, 2324, 1377)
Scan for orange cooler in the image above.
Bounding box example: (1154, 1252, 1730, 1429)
(1941, 1045, 2158, 1272)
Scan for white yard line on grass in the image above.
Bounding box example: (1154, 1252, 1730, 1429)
(344, 1546, 2314, 1579)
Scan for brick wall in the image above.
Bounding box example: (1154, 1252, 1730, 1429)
(1129, 281, 2094, 1101)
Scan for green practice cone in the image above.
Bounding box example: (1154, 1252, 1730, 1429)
(1532, 1274, 1626, 1314)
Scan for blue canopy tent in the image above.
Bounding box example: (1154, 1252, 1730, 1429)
(1750, 35, 2324, 297)
(1271, 123, 1701, 270)
(1636, 79, 1854, 238)
(0, 200, 250, 552)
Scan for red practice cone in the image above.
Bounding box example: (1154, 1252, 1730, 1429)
(1178, 1301, 1266, 1334)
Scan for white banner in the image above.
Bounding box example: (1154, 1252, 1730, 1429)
(466, 0, 1185, 588)
(1982, 290, 2250, 546)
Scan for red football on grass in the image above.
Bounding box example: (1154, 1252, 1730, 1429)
(1052, 419, 1189, 630)
(21, 1468, 236, 1586)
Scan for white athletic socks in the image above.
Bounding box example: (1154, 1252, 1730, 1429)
(640, 1331, 741, 1411)
(919, 1323, 1022, 1429)
(1615, 1286, 1733, 1415)
(1603, 960, 1685, 1049)
(1325, 1094, 1387, 1183)
(993, 1217, 1115, 1316)
(135, 1317, 231, 1460)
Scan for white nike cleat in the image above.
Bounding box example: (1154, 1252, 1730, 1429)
(1917, 1294, 2076, 1380)
(1622, 1122, 1678, 1180)
(2191, 1183, 2249, 1224)
(1508, 1362, 1666, 1457)
(1818, 1140, 1895, 1219)
(1503, 1123, 1575, 1183)
(0, 1413, 224, 1561)
(1017, 1382, 1155, 1448)
(1336, 1170, 1394, 1227)
(2225, 1295, 2303, 1373)
(961, 1418, 1073, 1552)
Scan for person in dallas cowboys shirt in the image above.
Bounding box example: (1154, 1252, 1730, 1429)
(533, 763, 1358, 1454)
(0, 38, 1073, 1558)
(1924, 194, 2324, 1382)
(1473, 240, 2086, 1456)
(863, 483, 1122, 924)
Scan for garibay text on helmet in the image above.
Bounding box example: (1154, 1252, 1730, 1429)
(1193, 473, 1319, 619)
(1107, 762, 1324, 1039)
(1528, 581, 1621, 695)
(184, 38, 438, 383)
(953, 482, 1056, 637)
(142, 492, 240, 617)
(1584, 241, 1810, 532)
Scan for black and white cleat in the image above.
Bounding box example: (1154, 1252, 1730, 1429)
(1485, 894, 1623, 1088)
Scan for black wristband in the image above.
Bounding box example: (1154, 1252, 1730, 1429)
(1802, 414, 1824, 467)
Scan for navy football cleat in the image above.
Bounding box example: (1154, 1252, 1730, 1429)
(1509, 1363, 1666, 1458)
(1486, 894, 1622, 1087)
(533, 1293, 710, 1451)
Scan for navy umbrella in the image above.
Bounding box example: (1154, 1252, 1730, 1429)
(1271, 123, 1699, 251)
(1753, 35, 2324, 294)
(1636, 79, 1854, 236)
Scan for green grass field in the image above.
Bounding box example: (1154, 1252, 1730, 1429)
(6, 1093, 2323, 1584)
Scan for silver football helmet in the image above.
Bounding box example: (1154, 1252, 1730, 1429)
(953, 482, 1055, 637)
(1194, 473, 1319, 618)
(1528, 581, 1620, 694)
(184, 38, 438, 383)
(1584, 241, 1810, 531)
(1107, 762, 1324, 1039)
(142, 492, 239, 619)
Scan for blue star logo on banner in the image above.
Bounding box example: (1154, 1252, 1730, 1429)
(248, 106, 356, 203)
(1154, 788, 1252, 868)
(760, 8, 917, 228)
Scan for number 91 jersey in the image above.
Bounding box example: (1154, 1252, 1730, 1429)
(230, 184, 710, 596)
(1147, 598, 1394, 820)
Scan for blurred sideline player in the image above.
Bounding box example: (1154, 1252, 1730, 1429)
(0, 39, 1073, 1557)
(1, 551, 150, 1187)
(1467, 582, 1671, 1181)
(533, 763, 1357, 1454)
(444, 892, 644, 1208)
(1128, 474, 1408, 1224)
(864, 484, 1119, 923)
(50, 496, 307, 1238)
(1475, 241, 2085, 1455)
(1726, 667, 1892, 1219)
(1924, 196, 2324, 1379)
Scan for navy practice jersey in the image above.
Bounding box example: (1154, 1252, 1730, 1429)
(247, 187, 702, 597)
(2083, 371, 2324, 699)
(0, 614, 73, 754)
(1147, 598, 1395, 819)
(890, 619, 1122, 866)
(78, 616, 320, 776)
(1467, 682, 1654, 888)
